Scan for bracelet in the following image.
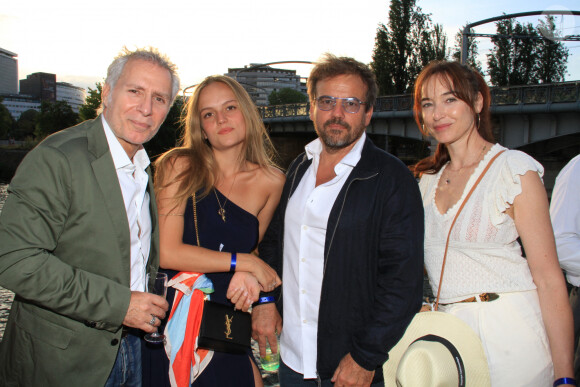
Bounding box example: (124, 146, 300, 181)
(257, 296, 275, 305)
(229, 252, 237, 273)
(252, 296, 276, 308)
(554, 377, 577, 387)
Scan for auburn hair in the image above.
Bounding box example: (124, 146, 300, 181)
(411, 61, 494, 177)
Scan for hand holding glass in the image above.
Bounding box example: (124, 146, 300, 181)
(260, 334, 280, 372)
(144, 272, 168, 344)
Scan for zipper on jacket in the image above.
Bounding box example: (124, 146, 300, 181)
(323, 173, 378, 276)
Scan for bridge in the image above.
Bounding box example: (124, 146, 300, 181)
(259, 81, 580, 153)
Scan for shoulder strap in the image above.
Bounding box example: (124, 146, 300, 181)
(192, 193, 200, 247)
(434, 150, 505, 310)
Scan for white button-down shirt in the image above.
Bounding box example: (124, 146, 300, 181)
(280, 133, 365, 378)
(102, 117, 152, 292)
(551, 154, 580, 287)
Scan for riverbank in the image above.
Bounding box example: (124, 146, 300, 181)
(0, 149, 28, 182)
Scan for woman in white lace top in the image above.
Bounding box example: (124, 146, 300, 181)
(412, 61, 574, 386)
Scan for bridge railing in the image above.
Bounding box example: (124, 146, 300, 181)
(491, 82, 579, 105)
(258, 81, 580, 119)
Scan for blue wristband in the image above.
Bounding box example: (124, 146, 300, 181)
(257, 296, 275, 304)
(229, 252, 237, 273)
(554, 378, 577, 387)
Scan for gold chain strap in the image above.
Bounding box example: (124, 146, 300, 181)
(192, 193, 200, 247)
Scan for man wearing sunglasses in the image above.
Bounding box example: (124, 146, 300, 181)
(253, 54, 424, 387)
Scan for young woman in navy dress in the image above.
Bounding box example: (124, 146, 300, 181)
(143, 75, 285, 387)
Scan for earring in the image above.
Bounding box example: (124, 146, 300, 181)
(476, 113, 481, 129)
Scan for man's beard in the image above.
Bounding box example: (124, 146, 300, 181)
(317, 117, 365, 150)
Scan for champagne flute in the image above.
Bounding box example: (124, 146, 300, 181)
(144, 272, 168, 344)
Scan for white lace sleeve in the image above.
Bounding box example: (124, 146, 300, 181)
(490, 150, 544, 226)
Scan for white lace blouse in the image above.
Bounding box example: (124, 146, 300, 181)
(419, 144, 544, 303)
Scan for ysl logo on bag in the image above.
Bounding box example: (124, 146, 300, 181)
(225, 314, 233, 340)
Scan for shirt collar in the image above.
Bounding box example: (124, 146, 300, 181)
(102, 116, 150, 172)
(305, 131, 366, 168)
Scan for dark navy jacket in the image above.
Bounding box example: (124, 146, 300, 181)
(259, 136, 424, 383)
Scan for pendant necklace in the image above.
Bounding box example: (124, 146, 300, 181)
(445, 144, 487, 185)
(214, 173, 238, 222)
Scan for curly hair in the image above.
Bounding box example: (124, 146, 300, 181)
(307, 53, 378, 111)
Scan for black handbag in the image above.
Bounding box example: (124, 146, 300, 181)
(192, 193, 252, 354)
(197, 300, 251, 354)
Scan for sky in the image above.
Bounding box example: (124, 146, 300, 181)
(1, 0, 579, 92)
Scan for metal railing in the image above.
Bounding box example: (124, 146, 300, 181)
(258, 81, 580, 119)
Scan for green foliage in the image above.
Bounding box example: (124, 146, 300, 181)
(451, 25, 483, 73)
(14, 109, 39, 140)
(536, 16, 569, 83)
(79, 82, 103, 122)
(268, 88, 308, 105)
(144, 96, 185, 160)
(35, 100, 79, 140)
(0, 98, 14, 139)
(371, 0, 447, 95)
(487, 15, 569, 86)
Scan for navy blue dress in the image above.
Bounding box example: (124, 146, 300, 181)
(142, 189, 259, 387)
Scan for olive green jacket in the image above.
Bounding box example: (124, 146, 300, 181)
(0, 116, 159, 386)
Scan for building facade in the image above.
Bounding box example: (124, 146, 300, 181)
(0, 48, 18, 95)
(19, 72, 56, 102)
(0, 94, 41, 120)
(225, 64, 307, 106)
(57, 82, 85, 113)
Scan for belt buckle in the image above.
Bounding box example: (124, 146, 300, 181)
(479, 293, 499, 302)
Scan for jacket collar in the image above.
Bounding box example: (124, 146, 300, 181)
(88, 116, 132, 271)
(288, 136, 380, 195)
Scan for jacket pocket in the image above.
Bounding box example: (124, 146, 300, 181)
(14, 303, 74, 350)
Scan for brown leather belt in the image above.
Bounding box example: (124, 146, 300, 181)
(441, 292, 499, 305)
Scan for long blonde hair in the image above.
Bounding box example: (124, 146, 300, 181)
(154, 75, 279, 208)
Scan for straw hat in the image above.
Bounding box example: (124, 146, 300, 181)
(383, 311, 490, 387)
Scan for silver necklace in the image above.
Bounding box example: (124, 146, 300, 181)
(445, 145, 487, 185)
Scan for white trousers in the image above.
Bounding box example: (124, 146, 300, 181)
(440, 290, 553, 386)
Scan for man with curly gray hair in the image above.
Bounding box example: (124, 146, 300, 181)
(0, 47, 180, 386)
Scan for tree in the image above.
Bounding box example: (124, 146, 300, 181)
(0, 99, 14, 139)
(79, 82, 102, 122)
(536, 15, 569, 83)
(35, 100, 79, 139)
(451, 25, 483, 73)
(487, 18, 538, 86)
(371, 0, 447, 95)
(14, 109, 39, 140)
(487, 15, 569, 86)
(268, 88, 308, 105)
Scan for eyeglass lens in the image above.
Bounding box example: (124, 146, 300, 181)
(317, 96, 363, 114)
